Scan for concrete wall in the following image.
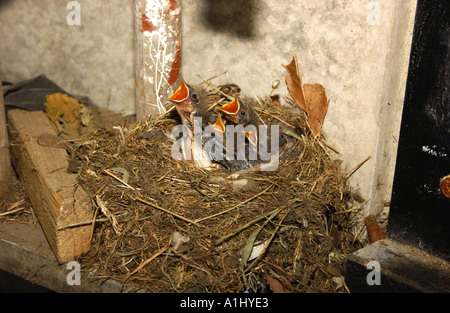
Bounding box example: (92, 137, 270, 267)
(0, 0, 135, 112)
(0, 0, 417, 217)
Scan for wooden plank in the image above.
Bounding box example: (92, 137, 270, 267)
(345, 239, 450, 293)
(0, 79, 13, 200)
(7, 110, 91, 264)
(0, 220, 124, 292)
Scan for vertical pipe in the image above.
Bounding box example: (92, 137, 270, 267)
(134, 0, 182, 120)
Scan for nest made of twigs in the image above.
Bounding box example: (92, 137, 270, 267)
(69, 89, 363, 293)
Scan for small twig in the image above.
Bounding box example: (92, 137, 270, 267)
(6, 199, 25, 210)
(155, 171, 170, 183)
(323, 142, 339, 154)
(0, 207, 26, 217)
(90, 182, 107, 236)
(249, 92, 267, 126)
(344, 156, 372, 179)
(340, 274, 351, 293)
(135, 197, 199, 226)
(244, 209, 289, 273)
(352, 222, 366, 244)
(251, 90, 264, 107)
(89, 204, 100, 247)
(103, 169, 135, 190)
(197, 74, 233, 100)
(123, 238, 172, 283)
(96, 195, 122, 235)
(198, 70, 228, 85)
(240, 209, 283, 270)
(57, 216, 126, 231)
(253, 107, 295, 129)
(194, 184, 274, 223)
(338, 199, 369, 214)
(30, 206, 37, 225)
(105, 168, 199, 225)
(215, 208, 283, 245)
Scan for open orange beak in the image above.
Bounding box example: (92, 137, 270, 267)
(212, 114, 226, 133)
(244, 130, 258, 147)
(218, 95, 240, 115)
(169, 79, 189, 102)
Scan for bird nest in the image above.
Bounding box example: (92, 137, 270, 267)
(69, 86, 364, 293)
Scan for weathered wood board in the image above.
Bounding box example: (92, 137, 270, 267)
(0, 221, 124, 292)
(7, 110, 91, 264)
(0, 80, 13, 200)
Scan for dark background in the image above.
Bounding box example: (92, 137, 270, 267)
(387, 0, 450, 260)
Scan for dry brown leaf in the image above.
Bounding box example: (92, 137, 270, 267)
(283, 56, 329, 137)
(283, 56, 306, 109)
(264, 274, 291, 293)
(303, 83, 329, 136)
(37, 133, 66, 149)
(364, 214, 386, 243)
(45, 93, 85, 138)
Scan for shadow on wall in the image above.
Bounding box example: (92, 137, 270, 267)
(0, 0, 14, 9)
(202, 0, 257, 38)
